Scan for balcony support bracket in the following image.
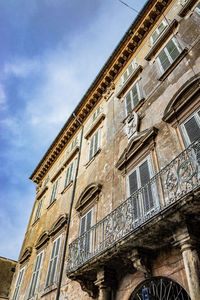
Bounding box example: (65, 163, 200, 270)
(128, 249, 151, 278)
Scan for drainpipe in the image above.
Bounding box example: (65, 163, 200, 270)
(55, 113, 83, 300)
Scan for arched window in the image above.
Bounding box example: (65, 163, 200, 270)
(130, 276, 190, 300)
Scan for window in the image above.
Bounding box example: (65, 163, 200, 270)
(34, 199, 43, 222)
(151, 20, 167, 44)
(89, 129, 100, 161)
(49, 178, 60, 205)
(28, 251, 44, 298)
(80, 207, 94, 254)
(70, 136, 78, 151)
(45, 235, 62, 287)
(12, 267, 25, 300)
(127, 157, 156, 220)
(157, 38, 182, 72)
(64, 160, 75, 188)
(125, 81, 142, 114)
(181, 110, 200, 145)
(194, 2, 200, 14)
(92, 105, 101, 121)
(122, 60, 136, 83)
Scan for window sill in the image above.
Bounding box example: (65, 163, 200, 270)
(158, 48, 188, 81)
(61, 181, 73, 194)
(41, 283, 57, 297)
(144, 19, 178, 61)
(85, 149, 101, 168)
(47, 199, 57, 210)
(178, 0, 199, 17)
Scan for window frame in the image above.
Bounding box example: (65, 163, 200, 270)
(127, 156, 158, 219)
(34, 198, 43, 223)
(88, 129, 101, 161)
(150, 19, 168, 45)
(49, 178, 60, 205)
(122, 59, 136, 84)
(45, 235, 62, 288)
(124, 80, 142, 115)
(12, 266, 26, 300)
(64, 160, 76, 189)
(28, 250, 44, 299)
(79, 207, 94, 254)
(181, 110, 200, 146)
(157, 37, 182, 73)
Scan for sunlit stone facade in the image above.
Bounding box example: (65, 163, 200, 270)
(9, 0, 200, 299)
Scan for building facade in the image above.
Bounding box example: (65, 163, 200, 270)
(9, 0, 200, 299)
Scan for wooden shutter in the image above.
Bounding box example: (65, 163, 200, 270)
(34, 199, 43, 222)
(94, 131, 99, 155)
(131, 83, 140, 107)
(29, 251, 44, 298)
(46, 236, 61, 287)
(89, 135, 94, 160)
(139, 160, 154, 212)
(129, 170, 139, 219)
(183, 115, 200, 143)
(13, 268, 25, 300)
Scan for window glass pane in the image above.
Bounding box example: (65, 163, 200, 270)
(151, 30, 159, 43)
(125, 92, 132, 114)
(129, 170, 138, 195)
(123, 69, 129, 82)
(131, 84, 139, 107)
(157, 21, 166, 33)
(184, 116, 200, 143)
(166, 39, 180, 61)
(195, 2, 200, 14)
(158, 49, 170, 71)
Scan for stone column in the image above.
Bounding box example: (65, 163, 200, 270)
(173, 227, 200, 300)
(94, 267, 115, 300)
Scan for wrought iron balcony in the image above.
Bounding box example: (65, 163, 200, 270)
(66, 139, 200, 274)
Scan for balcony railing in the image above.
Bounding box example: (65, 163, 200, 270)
(67, 139, 200, 273)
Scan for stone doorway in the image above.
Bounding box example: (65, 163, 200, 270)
(130, 276, 191, 300)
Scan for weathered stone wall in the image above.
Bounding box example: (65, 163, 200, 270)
(0, 257, 16, 299)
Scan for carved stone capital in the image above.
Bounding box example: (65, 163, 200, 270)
(74, 277, 98, 299)
(172, 226, 197, 252)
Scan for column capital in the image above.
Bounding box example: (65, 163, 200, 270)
(94, 266, 116, 289)
(172, 227, 197, 252)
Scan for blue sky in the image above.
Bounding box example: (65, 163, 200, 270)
(0, 0, 146, 260)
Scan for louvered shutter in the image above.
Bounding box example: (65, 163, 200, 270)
(129, 170, 139, 219)
(139, 160, 154, 213)
(125, 92, 132, 114)
(89, 135, 94, 160)
(166, 39, 180, 61)
(158, 49, 170, 71)
(46, 237, 61, 286)
(34, 199, 43, 222)
(184, 116, 200, 143)
(13, 268, 25, 300)
(132, 84, 140, 107)
(29, 252, 43, 298)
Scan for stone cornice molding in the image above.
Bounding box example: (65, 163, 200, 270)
(49, 214, 68, 236)
(36, 185, 48, 200)
(35, 231, 50, 250)
(19, 247, 32, 264)
(162, 74, 200, 124)
(116, 127, 158, 170)
(75, 183, 102, 211)
(30, 0, 172, 184)
(84, 113, 106, 139)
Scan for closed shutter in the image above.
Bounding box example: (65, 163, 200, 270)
(13, 268, 25, 300)
(94, 131, 99, 155)
(29, 252, 44, 298)
(129, 170, 139, 219)
(131, 84, 139, 107)
(139, 160, 154, 212)
(80, 209, 93, 254)
(183, 115, 200, 143)
(89, 135, 94, 160)
(34, 199, 43, 222)
(46, 236, 61, 287)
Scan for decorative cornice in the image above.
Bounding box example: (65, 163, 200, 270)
(178, 0, 199, 17)
(75, 183, 102, 211)
(30, 0, 172, 184)
(116, 65, 143, 99)
(19, 247, 32, 264)
(35, 231, 49, 250)
(49, 214, 68, 236)
(116, 127, 158, 170)
(162, 74, 200, 123)
(144, 19, 178, 61)
(84, 113, 106, 139)
(36, 185, 48, 200)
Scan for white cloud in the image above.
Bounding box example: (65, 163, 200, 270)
(4, 58, 40, 78)
(0, 84, 7, 110)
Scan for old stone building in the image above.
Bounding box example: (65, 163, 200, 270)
(0, 257, 16, 300)
(9, 0, 200, 299)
